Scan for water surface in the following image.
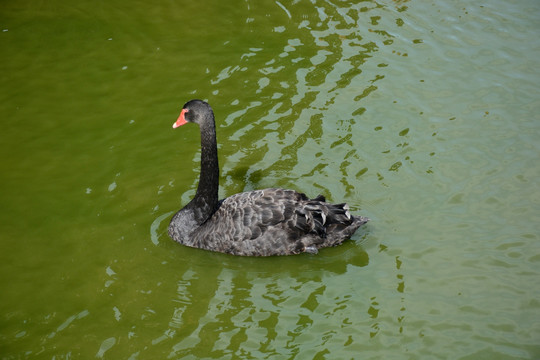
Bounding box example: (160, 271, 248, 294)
(1, 0, 539, 358)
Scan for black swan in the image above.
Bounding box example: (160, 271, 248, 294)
(168, 99, 369, 256)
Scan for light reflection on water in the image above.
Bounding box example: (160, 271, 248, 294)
(154, 242, 376, 359)
(1, 0, 540, 358)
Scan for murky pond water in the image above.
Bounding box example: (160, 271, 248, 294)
(1, 0, 539, 358)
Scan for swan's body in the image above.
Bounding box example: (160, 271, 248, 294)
(168, 100, 368, 256)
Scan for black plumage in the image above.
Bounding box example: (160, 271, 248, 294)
(168, 100, 369, 256)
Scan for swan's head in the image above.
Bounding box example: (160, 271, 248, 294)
(173, 99, 213, 128)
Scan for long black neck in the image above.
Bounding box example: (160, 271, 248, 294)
(189, 111, 219, 222)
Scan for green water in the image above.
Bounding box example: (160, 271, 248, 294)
(1, 0, 539, 358)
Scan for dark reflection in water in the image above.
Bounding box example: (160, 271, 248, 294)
(163, 243, 371, 358)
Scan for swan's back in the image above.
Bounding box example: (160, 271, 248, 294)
(175, 188, 368, 256)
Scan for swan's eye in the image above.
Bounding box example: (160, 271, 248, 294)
(183, 109, 193, 122)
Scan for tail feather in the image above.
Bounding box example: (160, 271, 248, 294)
(297, 196, 368, 237)
(294, 207, 327, 237)
(323, 203, 354, 225)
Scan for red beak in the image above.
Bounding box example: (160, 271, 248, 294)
(173, 109, 188, 128)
